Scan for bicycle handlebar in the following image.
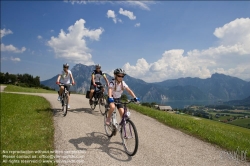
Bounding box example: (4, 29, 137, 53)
(58, 83, 73, 86)
(114, 99, 139, 105)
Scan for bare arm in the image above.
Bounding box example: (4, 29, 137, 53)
(57, 75, 61, 82)
(91, 74, 95, 85)
(108, 88, 113, 98)
(104, 76, 109, 85)
(70, 73, 75, 84)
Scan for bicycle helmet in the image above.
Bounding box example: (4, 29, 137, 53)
(63, 63, 69, 68)
(95, 64, 101, 68)
(114, 68, 126, 75)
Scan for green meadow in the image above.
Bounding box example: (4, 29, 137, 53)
(1, 92, 55, 166)
(128, 104, 250, 161)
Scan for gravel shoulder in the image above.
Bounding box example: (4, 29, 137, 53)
(1, 85, 249, 166)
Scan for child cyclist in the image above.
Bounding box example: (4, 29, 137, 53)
(106, 68, 139, 125)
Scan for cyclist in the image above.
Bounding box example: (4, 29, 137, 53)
(56, 63, 75, 109)
(89, 64, 109, 104)
(106, 68, 139, 125)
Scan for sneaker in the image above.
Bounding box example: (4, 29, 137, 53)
(67, 105, 70, 109)
(57, 96, 61, 101)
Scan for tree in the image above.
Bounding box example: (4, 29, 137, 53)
(34, 76, 40, 87)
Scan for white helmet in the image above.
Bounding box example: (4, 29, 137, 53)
(114, 68, 126, 75)
(95, 64, 101, 68)
(63, 63, 69, 68)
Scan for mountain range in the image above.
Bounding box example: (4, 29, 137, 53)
(41, 63, 250, 102)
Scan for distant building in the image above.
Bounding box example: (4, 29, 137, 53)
(157, 105, 173, 111)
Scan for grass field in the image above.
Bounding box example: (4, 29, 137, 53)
(1, 93, 55, 166)
(128, 104, 250, 161)
(3, 84, 56, 93)
(229, 119, 250, 129)
(209, 112, 250, 128)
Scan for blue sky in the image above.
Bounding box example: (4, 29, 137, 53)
(1, 1, 250, 82)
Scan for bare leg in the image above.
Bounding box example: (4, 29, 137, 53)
(106, 103, 115, 125)
(118, 108, 124, 119)
(59, 86, 64, 96)
(89, 89, 95, 100)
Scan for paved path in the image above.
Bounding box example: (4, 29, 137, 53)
(1, 85, 249, 166)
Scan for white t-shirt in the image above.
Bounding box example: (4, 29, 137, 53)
(109, 80, 128, 98)
(60, 70, 72, 84)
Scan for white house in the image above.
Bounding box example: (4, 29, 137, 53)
(157, 105, 173, 111)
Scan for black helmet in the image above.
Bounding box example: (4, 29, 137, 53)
(95, 64, 101, 68)
(63, 63, 69, 68)
(114, 68, 126, 75)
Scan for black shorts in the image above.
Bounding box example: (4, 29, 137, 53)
(59, 84, 71, 95)
(108, 98, 123, 109)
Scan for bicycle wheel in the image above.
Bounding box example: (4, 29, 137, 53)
(90, 99, 96, 110)
(90, 94, 97, 110)
(62, 95, 68, 116)
(120, 119, 139, 156)
(98, 95, 107, 115)
(104, 113, 114, 137)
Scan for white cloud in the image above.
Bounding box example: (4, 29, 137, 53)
(123, 18, 250, 82)
(47, 19, 104, 65)
(10, 57, 21, 62)
(1, 29, 26, 53)
(135, 23, 140, 27)
(107, 10, 117, 23)
(64, 0, 87, 5)
(213, 17, 250, 52)
(37, 35, 42, 39)
(1, 28, 13, 38)
(107, 10, 122, 24)
(1, 43, 26, 53)
(65, 0, 153, 10)
(122, 1, 152, 11)
(119, 8, 136, 20)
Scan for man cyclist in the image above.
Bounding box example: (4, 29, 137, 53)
(106, 68, 139, 125)
(89, 64, 109, 104)
(56, 63, 75, 109)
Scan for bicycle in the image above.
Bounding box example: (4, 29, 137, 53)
(58, 83, 72, 117)
(90, 84, 107, 115)
(104, 99, 139, 156)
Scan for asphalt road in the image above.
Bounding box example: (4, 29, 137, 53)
(1, 85, 249, 166)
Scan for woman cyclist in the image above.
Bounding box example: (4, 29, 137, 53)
(106, 68, 139, 125)
(56, 63, 75, 109)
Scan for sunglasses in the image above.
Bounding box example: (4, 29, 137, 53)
(96, 68, 101, 69)
(117, 75, 124, 78)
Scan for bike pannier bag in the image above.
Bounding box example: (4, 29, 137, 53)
(86, 91, 90, 98)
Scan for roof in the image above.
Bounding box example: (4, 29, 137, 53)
(158, 106, 172, 110)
